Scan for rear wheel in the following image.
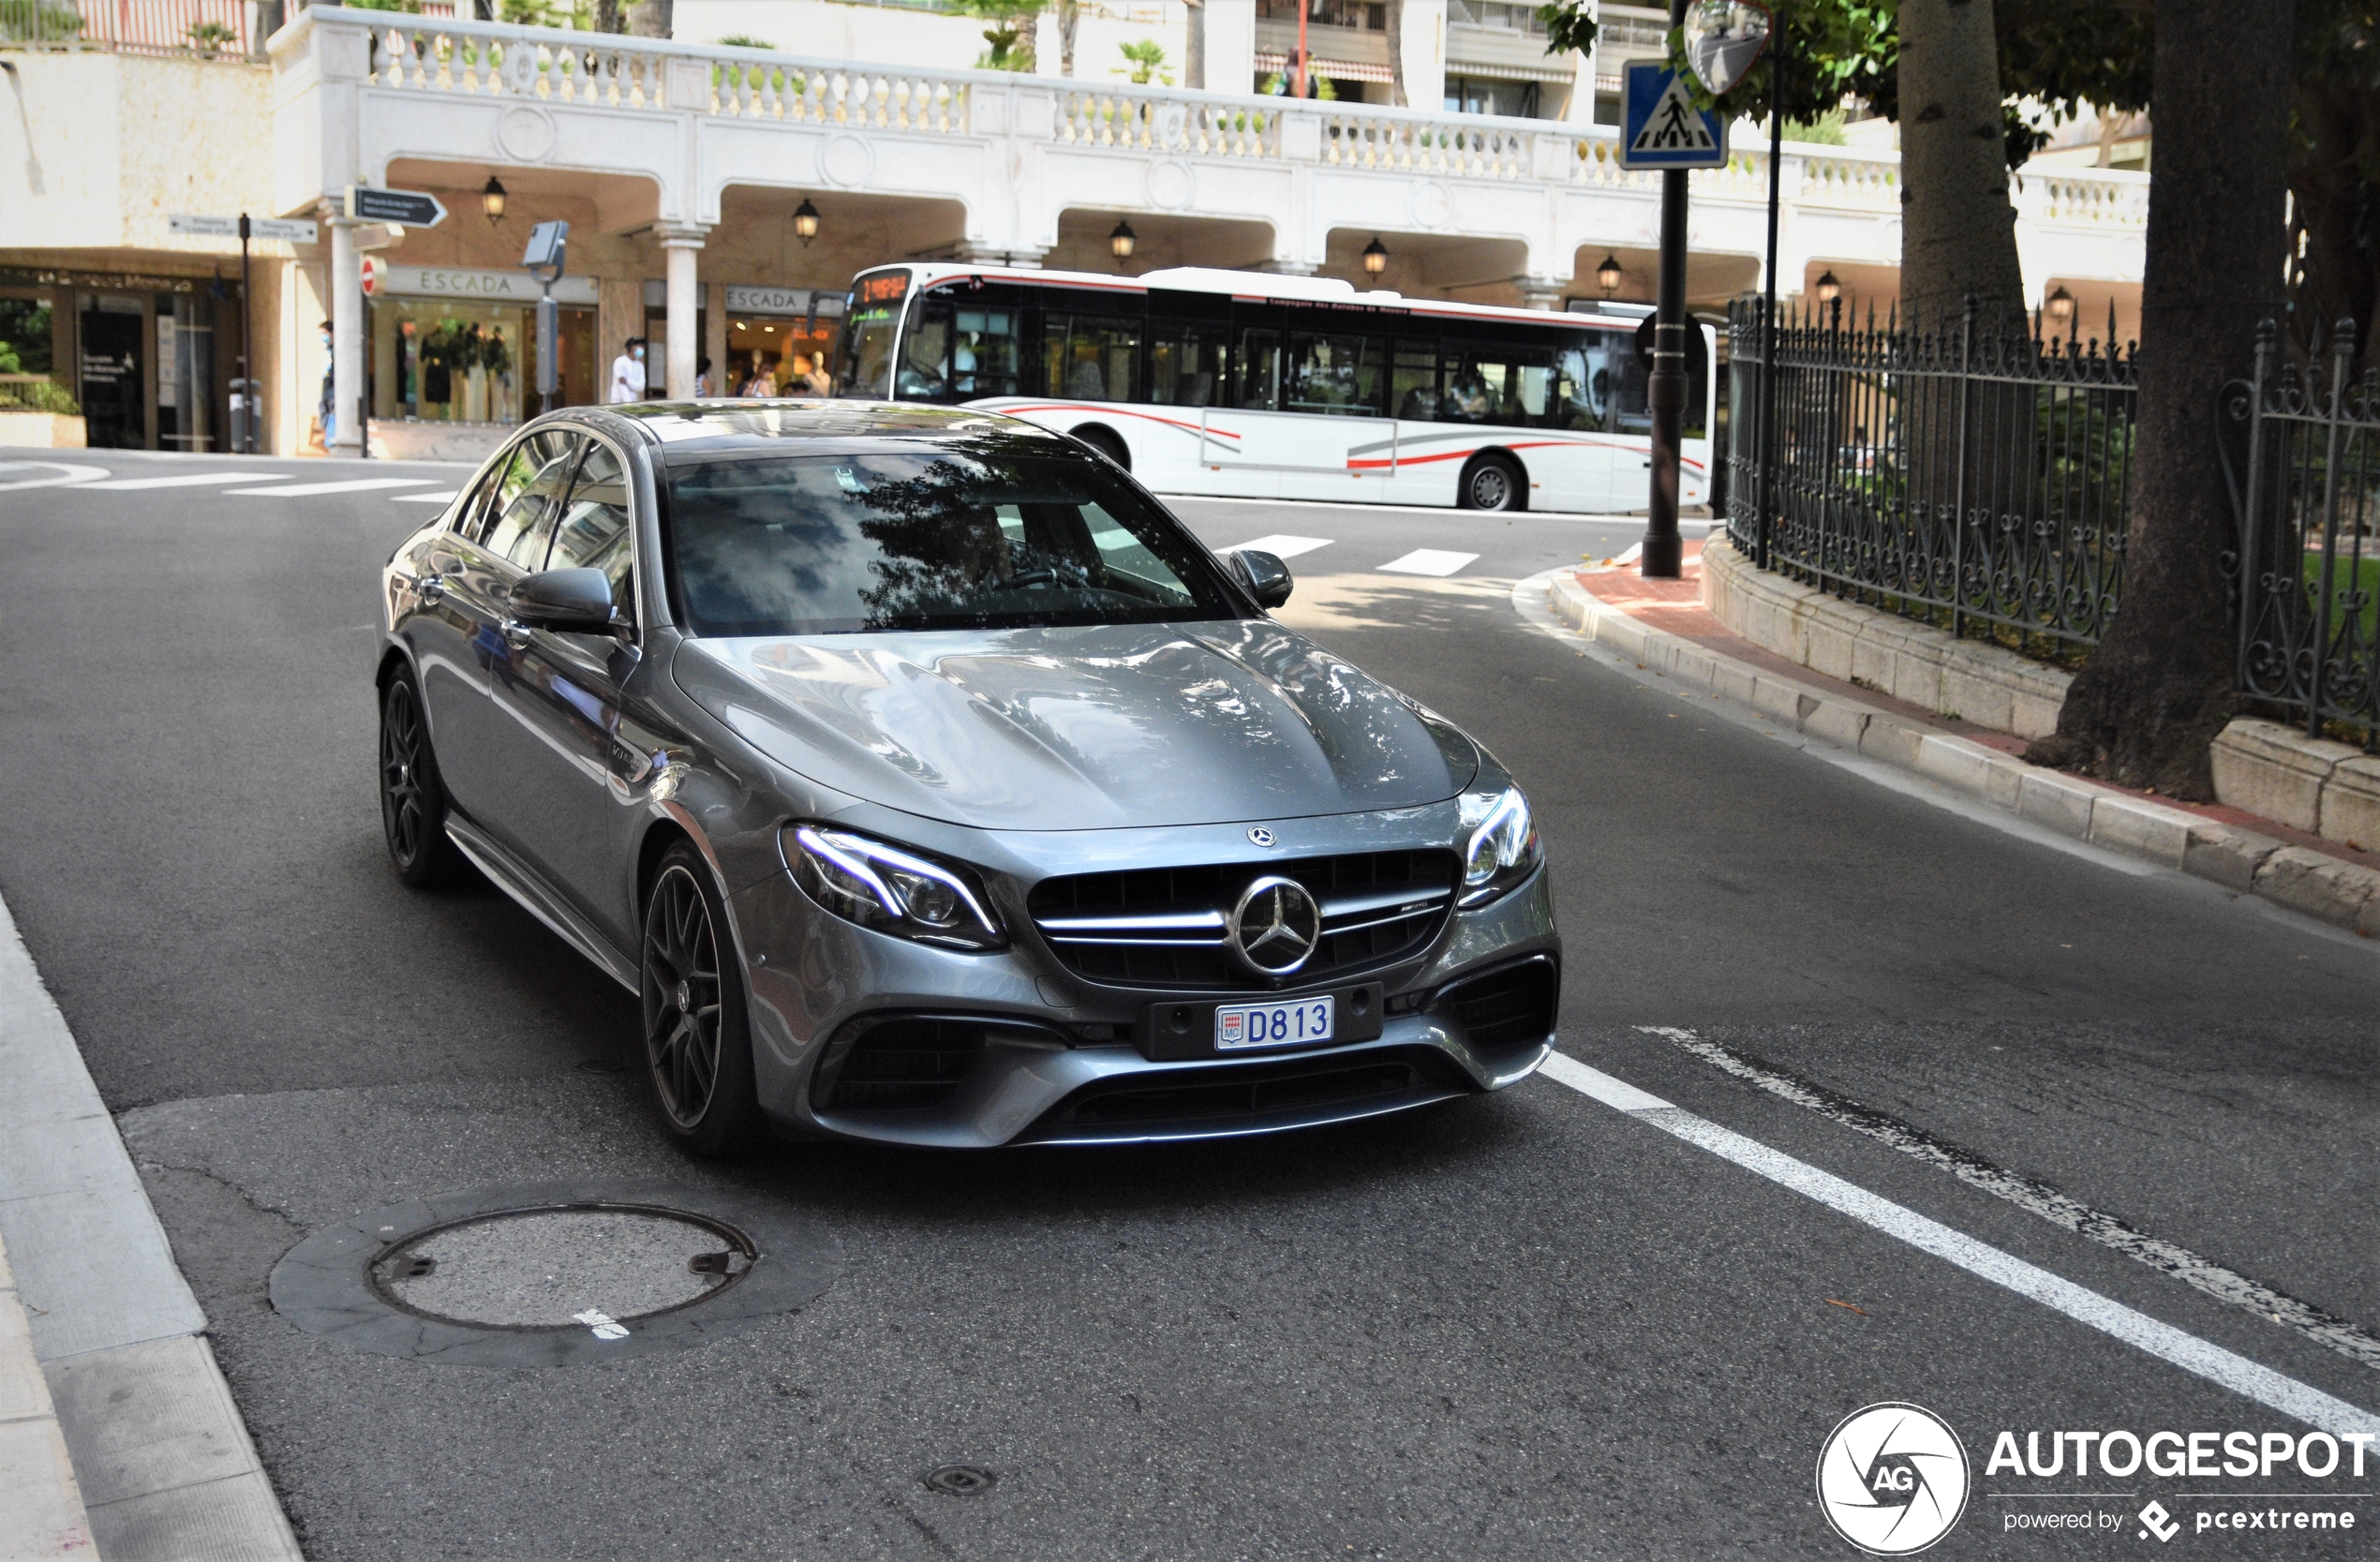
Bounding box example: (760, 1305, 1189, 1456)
(1073, 424, 1131, 471)
(378, 665, 464, 888)
(641, 842, 767, 1157)
(1458, 453, 1525, 512)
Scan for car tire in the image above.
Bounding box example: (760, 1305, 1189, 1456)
(1458, 453, 1526, 512)
(640, 842, 768, 1158)
(1073, 424, 1131, 471)
(378, 664, 466, 889)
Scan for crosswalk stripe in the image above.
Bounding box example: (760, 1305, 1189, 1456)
(391, 491, 462, 504)
(223, 478, 443, 498)
(1222, 534, 1334, 559)
(80, 472, 297, 491)
(1376, 548, 1480, 576)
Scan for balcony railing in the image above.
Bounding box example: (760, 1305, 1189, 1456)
(0, 0, 316, 58)
(310, 7, 2150, 231)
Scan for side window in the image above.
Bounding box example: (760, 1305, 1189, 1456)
(1286, 331, 1385, 417)
(1148, 325, 1224, 408)
(898, 293, 952, 401)
(1234, 328, 1281, 410)
(1391, 337, 1437, 421)
(547, 439, 635, 612)
(1436, 340, 1517, 425)
(484, 433, 584, 570)
(1041, 314, 1139, 403)
(469, 430, 572, 548)
(951, 305, 1021, 399)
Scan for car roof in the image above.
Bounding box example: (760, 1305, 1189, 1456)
(589, 399, 1066, 458)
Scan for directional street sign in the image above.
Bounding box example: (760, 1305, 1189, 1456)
(1618, 61, 1729, 170)
(345, 186, 448, 228)
(169, 213, 320, 245)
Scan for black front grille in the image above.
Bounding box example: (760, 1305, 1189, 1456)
(1434, 955, 1558, 1049)
(812, 1017, 986, 1112)
(1028, 849, 1460, 990)
(1022, 1049, 1464, 1138)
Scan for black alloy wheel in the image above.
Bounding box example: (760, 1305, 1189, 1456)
(640, 844, 766, 1156)
(1460, 453, 1525, 512)
(379, 667, 462, 887)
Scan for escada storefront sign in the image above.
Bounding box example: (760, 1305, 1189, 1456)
(365, 264, 599, 305)
(723, 285, 845, 317)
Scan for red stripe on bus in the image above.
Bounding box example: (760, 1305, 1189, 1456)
(1002, 405, 1242, 442)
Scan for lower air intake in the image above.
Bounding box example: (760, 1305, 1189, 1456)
(1433, 954, 1558, 1049)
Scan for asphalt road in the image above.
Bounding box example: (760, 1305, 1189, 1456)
(1, 450, 2374, 1560)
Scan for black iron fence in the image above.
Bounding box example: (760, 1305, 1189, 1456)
(1725, 296, 2139, 653)
(2225, 320, 2380, 746)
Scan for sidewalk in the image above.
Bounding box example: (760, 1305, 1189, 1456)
(1543, 544, 2380, 933)
(0, 894, 303, 1562)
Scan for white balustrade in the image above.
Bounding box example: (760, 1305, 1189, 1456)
(362, 20, 669, 110)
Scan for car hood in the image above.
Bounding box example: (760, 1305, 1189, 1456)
(673, 619, 1478, 831)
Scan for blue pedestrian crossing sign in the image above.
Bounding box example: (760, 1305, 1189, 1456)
(1618, 60, 1728, 170)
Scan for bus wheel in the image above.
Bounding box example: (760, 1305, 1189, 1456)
(1459, 453, 1525, 512)
(1073, 424, 1131, 471)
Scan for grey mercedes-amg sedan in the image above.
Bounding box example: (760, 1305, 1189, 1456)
(376, 402, 1557, 1154)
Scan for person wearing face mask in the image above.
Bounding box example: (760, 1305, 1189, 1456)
(608, 337, 646, 404)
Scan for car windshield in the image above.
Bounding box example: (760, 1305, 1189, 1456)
(662, 446, 1249, 637)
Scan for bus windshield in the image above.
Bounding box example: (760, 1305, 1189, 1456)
(835, 271, 910, 399)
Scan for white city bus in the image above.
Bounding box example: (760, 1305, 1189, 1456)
(830, 262, 1716, 513)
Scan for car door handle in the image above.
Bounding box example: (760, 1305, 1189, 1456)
(501, 617, 532, 648)
(395, 571, 445, 602)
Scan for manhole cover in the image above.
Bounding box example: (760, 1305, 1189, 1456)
(270, 1181, 841, 1367)
(372, 1206, 754, 1330)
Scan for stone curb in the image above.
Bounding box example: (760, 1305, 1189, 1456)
(0, 1229, 97, 1561)
(0, 895, 304, 1562)
(1545, 570, 2380, 937)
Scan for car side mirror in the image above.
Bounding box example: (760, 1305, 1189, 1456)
(511, 567, 622, 634)
(1230, 548, 1293, 610)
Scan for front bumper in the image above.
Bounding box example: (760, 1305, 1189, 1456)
(731, 848, 1559, 1149)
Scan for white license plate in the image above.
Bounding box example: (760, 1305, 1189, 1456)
(1214, 996, 1335, 1051)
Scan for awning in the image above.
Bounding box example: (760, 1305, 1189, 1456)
(1255, 51, 1395, 84)
(1444, 56, 1583, 84)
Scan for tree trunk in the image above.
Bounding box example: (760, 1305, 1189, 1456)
(1386, 0, 1406, 108)
(1897, 0, 2026, 333)
(594, 0, 624, 33)
(2031, 0, 2295, 797)
(1059, 0, 1078, 74)
(2288, 76, 2380, 368)
(1185, 0, 1204, 89)
(626, 0, 671, 37)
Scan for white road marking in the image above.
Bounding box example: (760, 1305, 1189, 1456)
(0, 461, 109, 492)
(1536, 1050, 2380, 1436)
(1377, 548, 1480, 576)
(1641, 1026, 2380, 1373)
(224, 478, 443, 498)
(81, 472, 296, 491)
(1224, 533, 1335, 559)
(391, 491, 461, 504)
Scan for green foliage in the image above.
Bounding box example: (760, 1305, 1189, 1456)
(0, 340, 18, 374)
(717, 33, 775, 48)
(1116, 38, 1171, 84)
(1785, 109, 1846, 144)
(1259, 70, 1338, 99)
(1533, 0, 2149, 172)
(0, 378, 82, 416)
(0, 1, 84, 43)
(186, 19, 239, 55)
(952, 0, 1044, 70)
(347, 0, 425, 11)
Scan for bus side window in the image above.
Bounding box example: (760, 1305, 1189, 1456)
(1045, 314, 1140, 403)
(1236, 329, 1281, 410)
(1391, 337, 1437, 421)
(951, 307, 1020, 399)
(1150, 327, 1223, 407)
(1437, 341, 1511, 424)
(1286, 332, 1384, 417)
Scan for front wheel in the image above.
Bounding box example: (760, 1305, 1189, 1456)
(1458, 453, 1526, 512)
(641, 842, 768, 1157)
(379, 665, 464, 888)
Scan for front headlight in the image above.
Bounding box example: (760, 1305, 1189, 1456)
(1458, 787, 1541, 908)
(782, 825, 1008, 950)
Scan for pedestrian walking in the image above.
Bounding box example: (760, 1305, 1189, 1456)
(694, 355, 714, 397)
(607, 338, 646, 404)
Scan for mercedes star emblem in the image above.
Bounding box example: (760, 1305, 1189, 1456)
(1227, 875, 1322, 977)
(1247, 826, 1276, 847)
